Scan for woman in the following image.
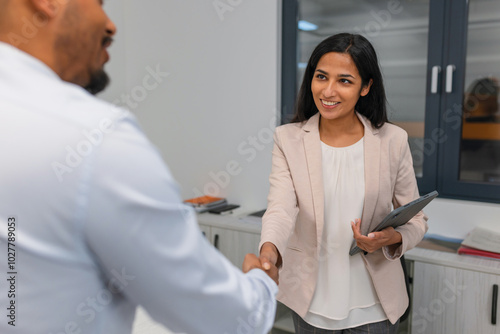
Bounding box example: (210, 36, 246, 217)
(259, 33, 428, 333)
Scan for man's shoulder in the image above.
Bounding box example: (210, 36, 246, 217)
(65, 85, 133, 121)
(51, 82, 138, 134)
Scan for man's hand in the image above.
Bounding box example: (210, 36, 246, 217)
(242, 253, 279, 285)
(351, 218, 402, 254)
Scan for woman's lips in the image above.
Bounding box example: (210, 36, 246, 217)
(321, 99, 340, 109)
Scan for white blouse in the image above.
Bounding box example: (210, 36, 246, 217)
(303, 138, 387, 330)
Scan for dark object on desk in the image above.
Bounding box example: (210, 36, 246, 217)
(208, 204, 240, 214)
(249, 209, 266, 217)
(350, 190, 439, 255)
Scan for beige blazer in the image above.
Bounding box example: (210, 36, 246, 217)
(260, 112, 428, 324)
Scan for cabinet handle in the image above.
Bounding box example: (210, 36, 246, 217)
(214, 234, 219, 250)
(445, 64, 456, 93)
(493, 284, 498, 325)
(431, 65, 441, 94)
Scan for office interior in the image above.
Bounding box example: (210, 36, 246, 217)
(98, 1, 500, 333)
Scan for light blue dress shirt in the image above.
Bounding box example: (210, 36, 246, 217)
(0, 42, 277, 334)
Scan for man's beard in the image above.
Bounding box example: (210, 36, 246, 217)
(84, 69, 110, 95)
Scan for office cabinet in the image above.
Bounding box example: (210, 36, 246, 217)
(197, 213, 263, 267)
(199, 222, 261, 267)
(406, 248, 500, 334)
(198, 223, 211, 240)
(411, 262, 500, 334)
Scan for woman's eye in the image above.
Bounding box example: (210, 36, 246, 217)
(340, 78, 351, 84)
(316, 74, 326, 80)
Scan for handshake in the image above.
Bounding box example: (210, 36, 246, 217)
(242, 242, 280, 285)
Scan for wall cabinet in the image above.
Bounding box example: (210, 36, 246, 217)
(406, 248, 500, 334)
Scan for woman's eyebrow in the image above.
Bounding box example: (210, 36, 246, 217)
(315, 69, 356, 79)
(338, 73, 355, 79)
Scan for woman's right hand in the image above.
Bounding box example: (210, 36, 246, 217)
(259, 242, 281, 285)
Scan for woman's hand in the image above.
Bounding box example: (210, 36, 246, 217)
(259, 242, 281, 267)
(351, 218, 402, 254)
(258, 242, 281, 284)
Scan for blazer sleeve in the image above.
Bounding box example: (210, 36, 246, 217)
(259, 127, 299, 262)
(383, 132, 429, 260)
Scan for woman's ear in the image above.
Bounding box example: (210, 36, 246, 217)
(360, 79, 373, 97)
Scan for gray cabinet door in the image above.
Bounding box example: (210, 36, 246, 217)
(412, 261, 500, 334)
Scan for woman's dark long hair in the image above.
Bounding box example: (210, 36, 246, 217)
(291, 33, 387, 128)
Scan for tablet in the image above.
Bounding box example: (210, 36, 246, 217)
(349, 190, 438, 256)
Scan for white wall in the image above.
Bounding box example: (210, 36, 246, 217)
(99, 2, 280, 333)
(101, 0, 281, 213)
(424, 198, 500, 239)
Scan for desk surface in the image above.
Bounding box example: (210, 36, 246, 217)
(406, 244, 500, 275)
(197, 211, 262, 234)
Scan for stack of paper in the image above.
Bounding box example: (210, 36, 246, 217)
(458, 225, 500, 260)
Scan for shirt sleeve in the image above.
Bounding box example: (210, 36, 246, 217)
(83, 116, 277, 334)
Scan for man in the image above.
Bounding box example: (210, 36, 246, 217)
(0, 0, 278, 333)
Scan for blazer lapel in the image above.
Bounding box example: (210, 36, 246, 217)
(358, 113, 381, 235)
(302, 113, 325, 251)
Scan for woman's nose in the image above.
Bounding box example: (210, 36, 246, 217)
(322, 81, 336, 98)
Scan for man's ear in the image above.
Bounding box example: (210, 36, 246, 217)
(30, 0, 64, 19)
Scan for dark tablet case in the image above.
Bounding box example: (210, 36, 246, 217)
(349, 190, 438, 256)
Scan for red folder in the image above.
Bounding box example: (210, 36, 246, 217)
(458, 245, 500, 260)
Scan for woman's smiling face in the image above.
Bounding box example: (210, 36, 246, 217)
(311, 52, 371, 122)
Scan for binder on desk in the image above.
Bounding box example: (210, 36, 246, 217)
(461, 225, 500, 254)
(457, 245, 500, 260)
(349, 190, 438, 256)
